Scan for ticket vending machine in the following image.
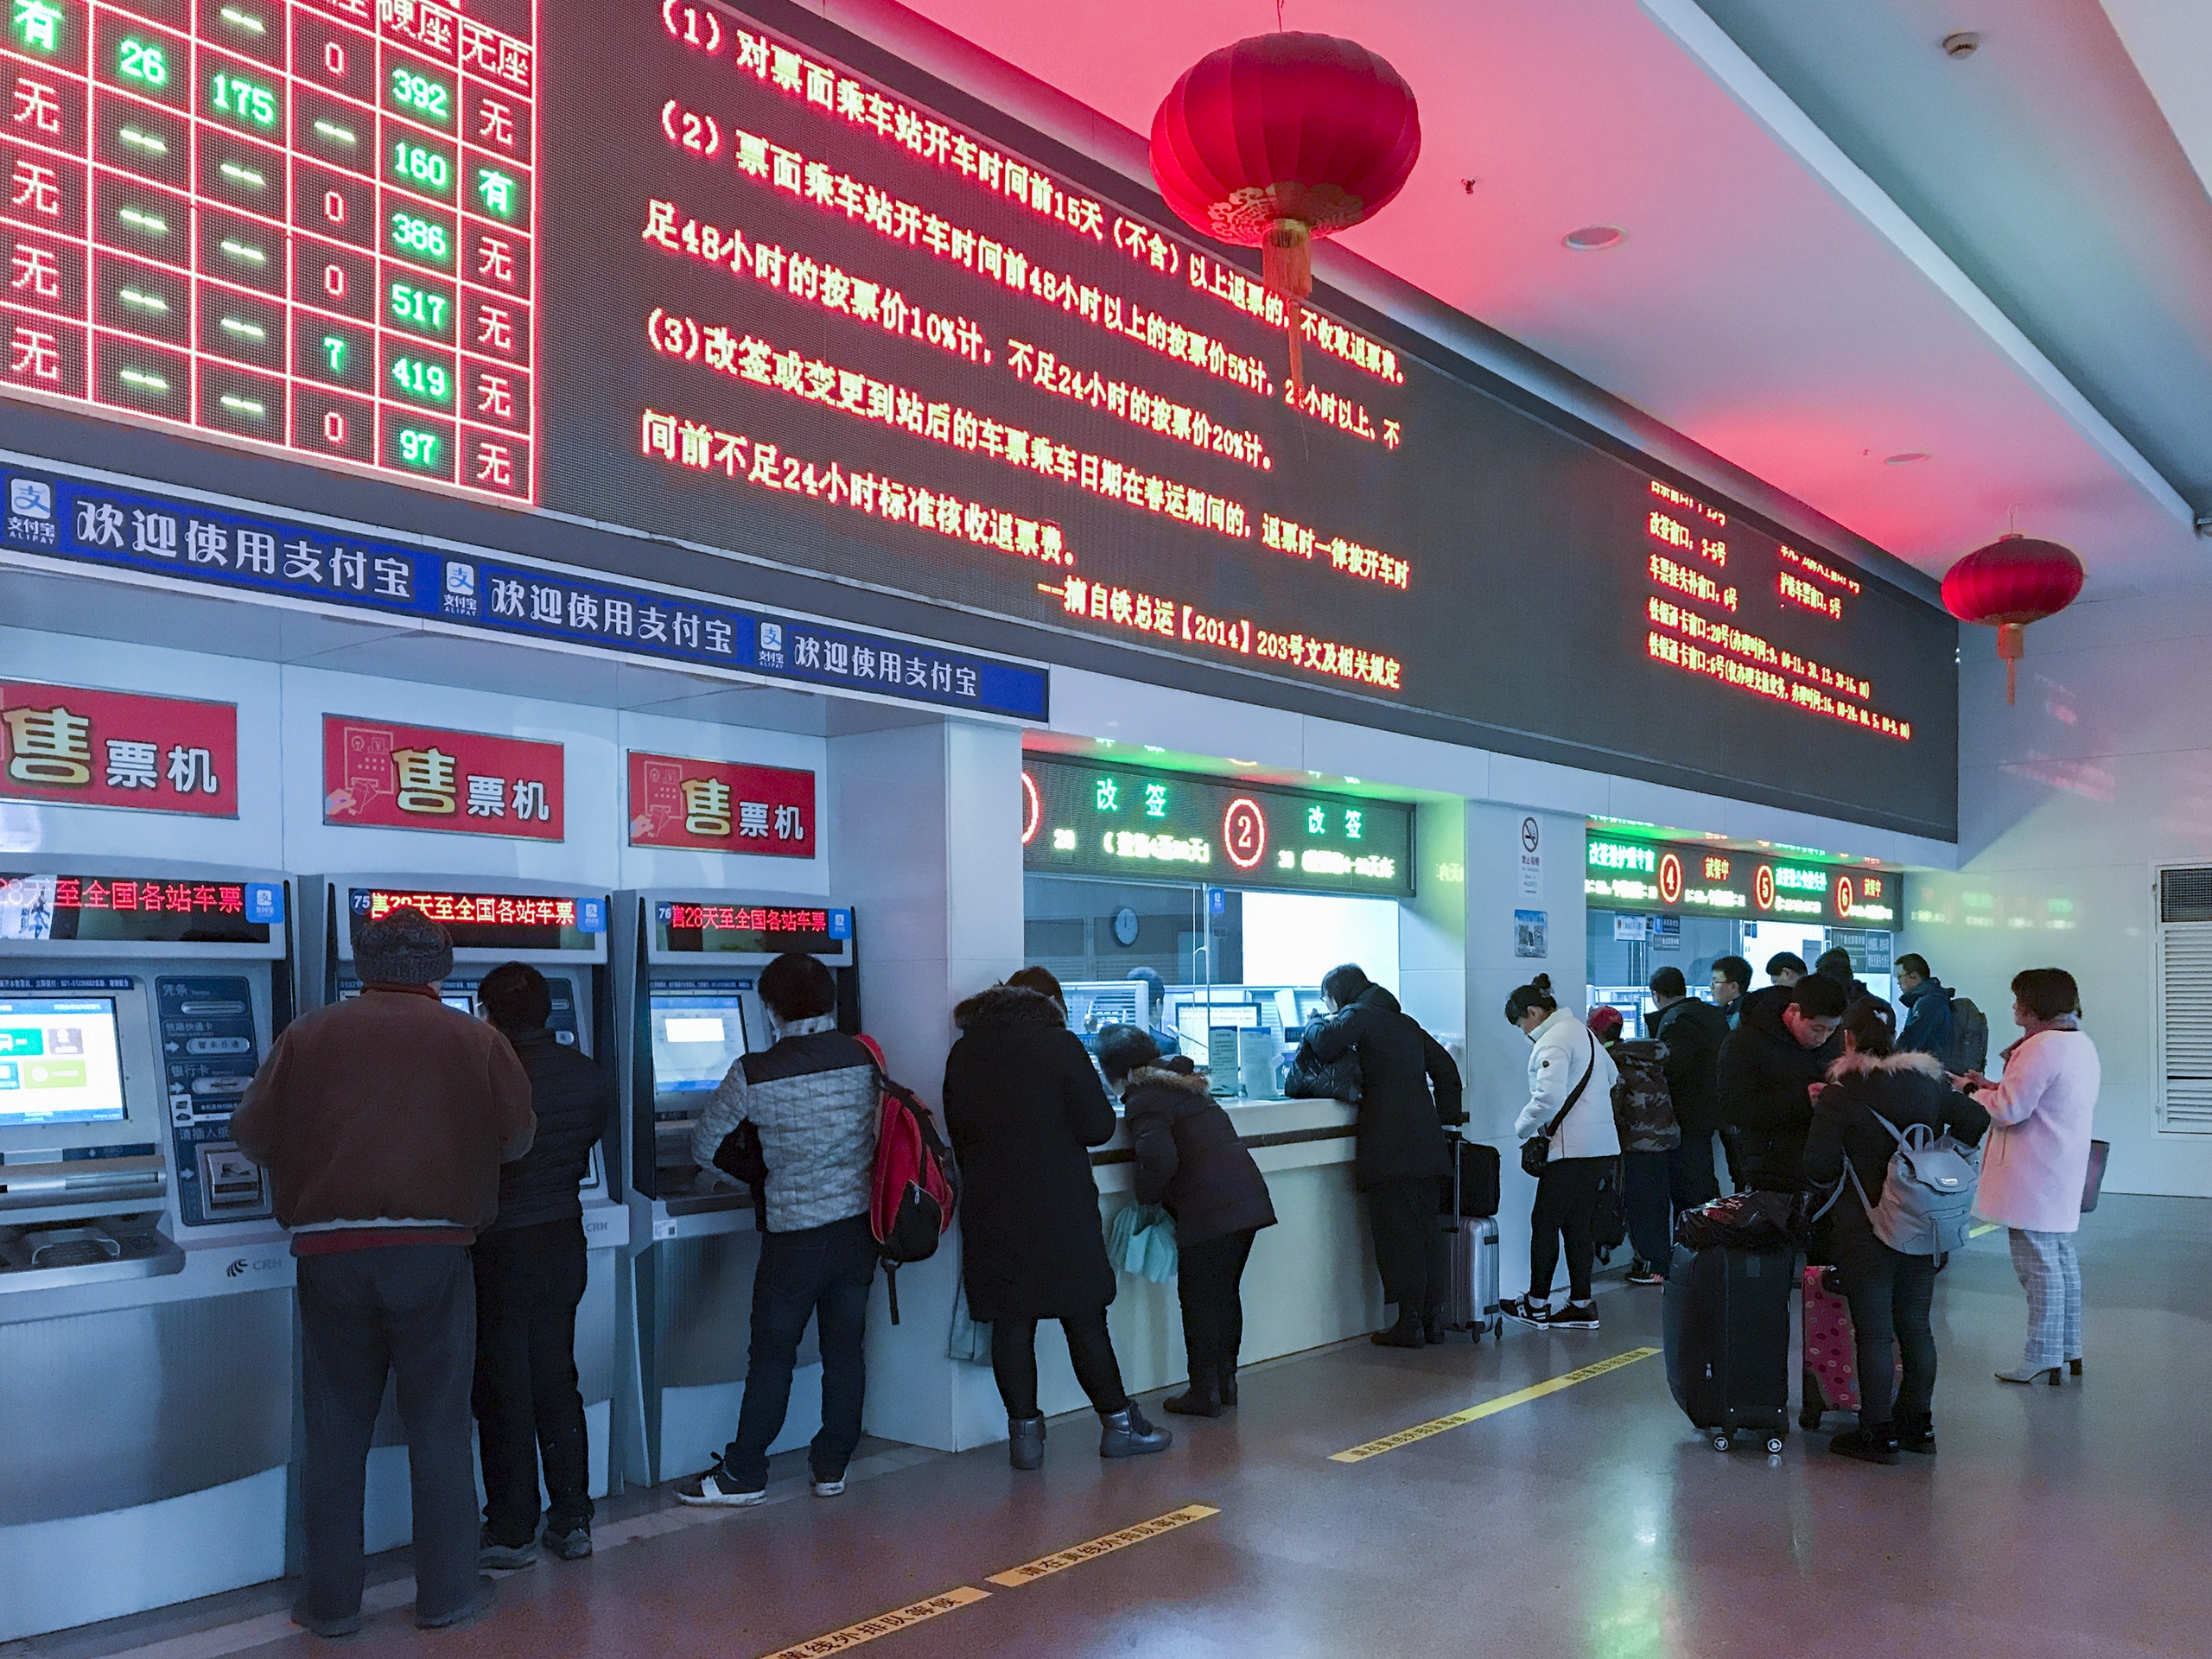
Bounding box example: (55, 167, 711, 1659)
(612, 891, 856, 1485)
(302, 875, 626, 1548)
(0, 865, 293, 1641)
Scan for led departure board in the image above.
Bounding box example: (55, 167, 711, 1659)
(1022, 758, 1414, 898)
(0, 0, 536, 501)
(351, 884, 602, 949)
(544, 0, 1957, 839)
(652, 899, 851, 956)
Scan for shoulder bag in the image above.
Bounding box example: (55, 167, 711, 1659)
(1520, 1034, 1597, 1178)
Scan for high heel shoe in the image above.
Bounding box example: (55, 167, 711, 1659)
(1995, 1364, 2063, 1386)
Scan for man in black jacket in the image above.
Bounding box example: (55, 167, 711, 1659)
(470, 963, 613, 1567)
(1714, 974, 1847, 1192)
(1649, 967, 1731, 1212)
(1305, 963, 1465, 1348)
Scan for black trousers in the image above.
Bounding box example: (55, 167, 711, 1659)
(991, 1306, 1128, 1418)
(725, 1213, 875, 1486)
(1622, 1151, 1675, 1268)
(1529, 1156, 1610, 1303)
(1178, 1227, 1258, 1370)
(1669, 1131, 1723, 1212)
(296, 1244, 478, 1625)
(471, 1218, 591, 1547)
(1830, 1219, 1938, 1426)
(1367, 1176, 1450, 1313)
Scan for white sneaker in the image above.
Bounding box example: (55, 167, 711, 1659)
(674, 1462, 766, 1506)
(811, 1478, 846, 1498)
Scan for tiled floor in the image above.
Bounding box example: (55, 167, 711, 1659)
(36, 1194, 2209, 1659)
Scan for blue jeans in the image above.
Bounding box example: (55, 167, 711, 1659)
(723, 1213, 875, 1486)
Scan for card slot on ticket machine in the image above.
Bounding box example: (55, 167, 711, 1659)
(304, 874, 626, 1552)
(0, 865, 296, 1640)
(613, 888, 856, 1485)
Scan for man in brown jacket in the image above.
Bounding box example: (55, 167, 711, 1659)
(232, 907, 533, 1637)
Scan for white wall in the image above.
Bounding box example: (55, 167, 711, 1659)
(1240, 893, 1401, 994)
(1910, 589, 2212, 1197)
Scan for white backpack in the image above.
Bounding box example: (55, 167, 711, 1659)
(1843, 1111, 1980, 1255)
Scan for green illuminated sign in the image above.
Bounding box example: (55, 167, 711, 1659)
(1022, 758, 1414, 897)
(1581, 830, 1899, 927)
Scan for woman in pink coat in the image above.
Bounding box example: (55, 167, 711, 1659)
(1960, 968, 2101, 1386)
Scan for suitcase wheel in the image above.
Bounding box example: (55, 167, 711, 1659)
(1709, 1433, 1731, 1452)
(1764, 1436, 1786, 1455)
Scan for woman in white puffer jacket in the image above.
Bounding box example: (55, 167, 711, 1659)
(1503, 974, 1621, 1331)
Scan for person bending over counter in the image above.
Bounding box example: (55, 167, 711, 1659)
(1100, 1026, 1276, 1418)
(1302, 963, 1465, 1350)
(943, 967, 1172, 1469)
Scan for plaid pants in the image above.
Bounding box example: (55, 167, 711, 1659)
(2007, 1228, 2082, 1370)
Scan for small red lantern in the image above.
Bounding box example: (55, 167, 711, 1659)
(1150, 33, 1420, 393)
(1941, 532, 2085, 703)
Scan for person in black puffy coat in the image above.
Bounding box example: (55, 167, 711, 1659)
(1100, 1027, 1275, 1419)
(943, 968, 1170, 1469)
(1715, 973, 1847, 1192)
(1302, 963, 1465, 1347)
(1803, 999, 1987, 1465)
(470, 962, 613, 1565)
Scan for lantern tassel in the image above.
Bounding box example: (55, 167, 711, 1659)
(1997, 620, 2025, 704)
(1262, 218, 1313, 396)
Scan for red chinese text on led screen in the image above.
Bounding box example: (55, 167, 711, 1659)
(0, 0, 537, 502)
(367, 888, 575, 926)
(664, 902, 829, 934)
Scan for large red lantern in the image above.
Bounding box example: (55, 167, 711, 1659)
(1941, 532, 2085, 704)
(1150, 33, 1420, 393)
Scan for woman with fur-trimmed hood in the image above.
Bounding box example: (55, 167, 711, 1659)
(943, 968, 1170, 1469)
(1802, 1000, 1989, 1465)
(1100, 1027, 1276, 1419)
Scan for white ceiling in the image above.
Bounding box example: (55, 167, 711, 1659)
(892, 0, 2212, 599)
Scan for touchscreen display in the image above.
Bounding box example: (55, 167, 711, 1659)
(0, 998, 127, 1127)
(650, 995, 749, 1110)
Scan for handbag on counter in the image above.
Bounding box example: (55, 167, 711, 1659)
(1520, 1035, 1598, 1178)
(1282, 1013, 1363, 1103)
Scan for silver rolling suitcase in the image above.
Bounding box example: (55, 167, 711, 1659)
(1445, 1213, 1503, 1338)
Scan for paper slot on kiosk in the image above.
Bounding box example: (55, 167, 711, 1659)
(617, 892, 856, 1211)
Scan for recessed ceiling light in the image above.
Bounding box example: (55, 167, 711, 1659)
(1563, 225, 1625, 251)
(1885, 451, 1931, 465)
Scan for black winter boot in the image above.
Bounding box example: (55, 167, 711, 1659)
(1423, 1306, 1448, 1344)
(1007, 1414, 1046, 1471)
(1895, 1413, 1937, 1456)
(1163, 1363, 1223, 1417)
(1098, 1402, 1173, 1458)
(1370, 1306, 1425, 1348)
(1828, 1424, 1900, 1465)
(1217, 1362, 1238, 1408)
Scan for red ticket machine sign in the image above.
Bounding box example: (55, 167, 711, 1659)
(322, 715, 563, 840)
(626, 752, 814, 856)
(0, 681, 238, 817)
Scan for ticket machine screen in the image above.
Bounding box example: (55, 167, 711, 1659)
(651, 994, 748, 1109)
(0, 998, 127, 1126)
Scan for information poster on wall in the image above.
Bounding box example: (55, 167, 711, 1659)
(321, 713, 563, 839)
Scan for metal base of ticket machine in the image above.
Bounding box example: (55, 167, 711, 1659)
(0, 862, 293, 1641)
(613, 891, 856, 1487)
(301, 875, 624, 1553)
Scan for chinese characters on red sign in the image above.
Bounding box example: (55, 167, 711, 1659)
(663, 903, 827, 933)
(0, 679, 236, 815)
(321, 714, 562, 840)
(0, 0, 537, 501)
(627, 750, 812, 856)
(52, 875, 246, 912)
(367, 888, 574, 926)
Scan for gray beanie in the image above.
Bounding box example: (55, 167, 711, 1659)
(353, 906, 453, 986)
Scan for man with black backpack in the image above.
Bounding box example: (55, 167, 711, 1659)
(678, 954, 880, 1507)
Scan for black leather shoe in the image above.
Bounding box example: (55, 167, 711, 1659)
(1895, 1414, 1936, 1456)
(1217, 1362, 1238, 1408)
(1370, 1308, 1426, 1348)
(1098, 1403, 1173, 1458)
(1828, 1425, 1900, 1465)
(1007, 1414, 1046, 1471)
(1162, 1363, 1223, 1417)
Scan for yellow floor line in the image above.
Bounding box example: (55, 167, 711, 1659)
(986, 1503, 1220, 1587)
(1970, 1223, 2002, 1238)
(1330, 1346, 1662, 1464)
(759, 1586, 992, 1657)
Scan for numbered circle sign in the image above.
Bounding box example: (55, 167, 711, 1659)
(1834, 874, 1854, 918)
(1658, 851, 1683, 906)
(1020, 772, 1041, 846)
(1222, 797, 1268, 870)
(1754, 864, 1775, 911)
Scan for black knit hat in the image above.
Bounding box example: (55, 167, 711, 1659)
(353, 906, 453, 986)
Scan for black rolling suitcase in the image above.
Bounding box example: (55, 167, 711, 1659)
(1662, 1243, 1794, 1454)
